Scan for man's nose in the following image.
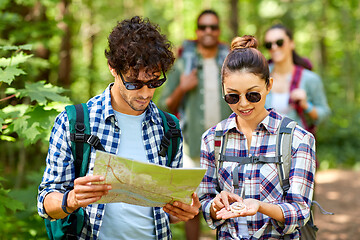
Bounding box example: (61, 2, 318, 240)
(138, 85, 153, 98)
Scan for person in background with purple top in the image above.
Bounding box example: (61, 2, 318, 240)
(263, 24, 330, 136)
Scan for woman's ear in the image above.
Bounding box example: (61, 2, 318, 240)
(266, 77, 273, 93)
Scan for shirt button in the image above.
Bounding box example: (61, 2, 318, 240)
(96, 214, 101, 218)
(256, 132, 259, 135)
(115, 128, 119, 132)
(248, 176, 251, 180)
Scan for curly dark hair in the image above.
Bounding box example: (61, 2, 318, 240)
(105, 16, 175, 78)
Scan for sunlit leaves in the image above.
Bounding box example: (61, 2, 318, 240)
(0, 66, 26, 85)
(0, 52, 33, 67)
(0, 44, 32, 51)
(18, 81, 70, 105)
(5, 105, 59, 145)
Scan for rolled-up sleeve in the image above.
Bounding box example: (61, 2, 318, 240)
(37, 111, 75, 219)
(305, 72, 331, 124)
(273, 129, 316, 234)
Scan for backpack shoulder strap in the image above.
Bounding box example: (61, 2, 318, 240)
(290, 65, 303, 91)
(213, 123, 229, 192)
(158, 109, 181, 167)
(65, 103, 105, 178)
(276, 117, 297, 194)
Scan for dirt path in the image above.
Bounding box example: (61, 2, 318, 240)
(314, 169, 360, 240)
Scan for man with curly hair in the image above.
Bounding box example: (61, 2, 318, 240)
(38, 16, 200, 239)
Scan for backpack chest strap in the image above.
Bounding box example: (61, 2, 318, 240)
(219, 155, 282, 165)
(219, 155, 282, 189)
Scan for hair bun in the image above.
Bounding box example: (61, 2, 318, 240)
(230, 35, 258, 51)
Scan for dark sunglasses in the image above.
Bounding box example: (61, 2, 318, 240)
(223, 92, 262, 104)
(119, 71, 166, 90)
(197, 24, 219, 31)
(264, 39, 284, 50)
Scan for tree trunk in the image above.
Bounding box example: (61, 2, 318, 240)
(58, 0, 72, 89)
(229, 0, 239, 37)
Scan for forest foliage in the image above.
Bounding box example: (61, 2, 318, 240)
(0, 0, 359, 238)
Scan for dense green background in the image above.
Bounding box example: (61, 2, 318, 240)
(0, 0, 359, 238)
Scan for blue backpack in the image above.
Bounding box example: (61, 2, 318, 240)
(44, 103, 181, 239)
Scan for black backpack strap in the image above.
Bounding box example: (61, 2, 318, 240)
(74, 104, 85, 178)
(158, 109, 181, 166)
(66, 103, 105, 178)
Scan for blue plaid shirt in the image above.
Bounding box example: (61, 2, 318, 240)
(198, 110, 316, 240)
(38, 83, 183, 240)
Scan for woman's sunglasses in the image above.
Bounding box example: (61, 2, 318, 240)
(264, 39, 284, 50)
(223, 92, 262, 104)
(119, 71, 167, 90)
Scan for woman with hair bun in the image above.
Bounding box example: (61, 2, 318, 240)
(264, 24, 330, 135)
(198, 35, 316, 239)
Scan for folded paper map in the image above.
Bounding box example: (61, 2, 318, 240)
(93, 151, 206, 207)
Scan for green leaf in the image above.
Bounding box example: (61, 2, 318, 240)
(0, 44, 32, 51)
(25, 105, 59, 131)
(0, 66, 26, 84)
(0, 189, 25, 213)
(0, 135, 16, 142)
(8, 105, 59, 144)
(0, 52, 33, 67)
(18, 81, 70, 105)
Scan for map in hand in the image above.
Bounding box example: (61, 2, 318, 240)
(92, 151, 206, 207)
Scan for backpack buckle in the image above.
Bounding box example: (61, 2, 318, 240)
(169, 129, 181, 137)
(70, 133, 86, 142)
(87, 135, 100, 147)
(250, 156, 260, 163)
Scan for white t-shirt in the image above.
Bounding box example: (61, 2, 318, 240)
(203, 58, 221, 130)
(271, 92, 291, 116)
(99, 110, 155, 240)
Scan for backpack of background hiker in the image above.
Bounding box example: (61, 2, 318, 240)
(213, 117, 331, 239)
(44, 104, 181, 239)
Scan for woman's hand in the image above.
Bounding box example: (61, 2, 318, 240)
(216, 198, 260, 220)
(210, 191, 243, 220)
(290, 88, 308, 109)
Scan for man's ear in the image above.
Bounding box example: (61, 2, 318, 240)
(108, 65, 117, 77)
